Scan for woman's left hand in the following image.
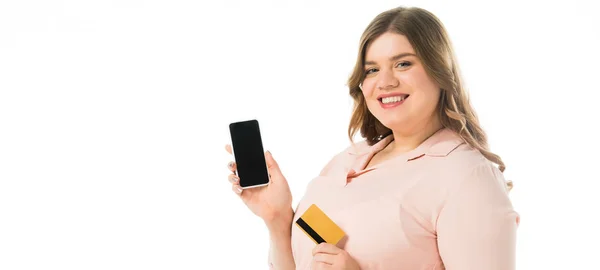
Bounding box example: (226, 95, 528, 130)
(311, 243, 361, 270)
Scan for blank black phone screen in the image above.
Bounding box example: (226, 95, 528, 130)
(229, 119, 269, 188)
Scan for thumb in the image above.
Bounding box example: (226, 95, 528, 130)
(265, 151, 282, 176)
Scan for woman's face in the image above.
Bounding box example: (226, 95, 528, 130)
(361, 32, 441, 134)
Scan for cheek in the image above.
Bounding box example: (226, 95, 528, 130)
(422, 85, 441, 107)
(409, 73, 440, 106)
(360, 79, 377, 97)
(410, 89, 440, 114)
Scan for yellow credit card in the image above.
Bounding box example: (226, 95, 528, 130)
(295, 204, 345, 245)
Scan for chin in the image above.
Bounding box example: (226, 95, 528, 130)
(377, 117, 408, 131)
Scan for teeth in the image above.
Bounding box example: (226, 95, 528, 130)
(382, 96, 405, 104)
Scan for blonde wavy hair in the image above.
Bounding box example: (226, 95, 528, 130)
(347, 6, 513, 191)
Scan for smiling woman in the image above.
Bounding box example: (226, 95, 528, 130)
(225, 6, 519, 270)
(347, 9, 512, 187)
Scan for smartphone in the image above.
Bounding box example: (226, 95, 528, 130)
(228, 119, 270, 189)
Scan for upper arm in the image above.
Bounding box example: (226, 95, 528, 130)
(437, 162, 520, 270)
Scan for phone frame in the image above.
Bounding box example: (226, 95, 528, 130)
(229, 119, 271, 189)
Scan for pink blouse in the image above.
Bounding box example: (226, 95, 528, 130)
(283, 128, 519, 269)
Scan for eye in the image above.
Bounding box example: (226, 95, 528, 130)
(396, 61, 412, 68)
(365, 68, 378, 75)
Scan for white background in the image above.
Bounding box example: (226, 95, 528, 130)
(1, 0, 599, 269)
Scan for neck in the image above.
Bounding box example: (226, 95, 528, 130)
(389, 116, 443, 154)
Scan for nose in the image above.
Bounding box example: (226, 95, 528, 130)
(376, 70, 399, 90)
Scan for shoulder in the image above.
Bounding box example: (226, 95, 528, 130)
(417, 128, 500, 178)
(434, 145, 518, 228)
(439, 143, 490, 171)
(432, 140, 501, 176)
(413, 128, 508, 195)
(412, 142, 512, 225)
(427, 142, 509, 198)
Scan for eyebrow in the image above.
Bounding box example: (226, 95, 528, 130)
(364, 52, 416, 66)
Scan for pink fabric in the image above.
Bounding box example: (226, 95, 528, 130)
(288, 128, 519, 269)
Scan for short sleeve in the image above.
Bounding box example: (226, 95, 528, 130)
(437, 162, 520, 270)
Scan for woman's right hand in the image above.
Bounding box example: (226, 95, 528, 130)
(225, 145, 294, 227)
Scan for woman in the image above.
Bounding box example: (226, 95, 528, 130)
(226, 6, 519, 270)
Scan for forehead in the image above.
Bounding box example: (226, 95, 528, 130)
(365, 32, 415, 61)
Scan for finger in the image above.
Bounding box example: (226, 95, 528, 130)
(227, 161, 237, 172)
(231, 184, 243, 195)
(264, 151, 281, 177)
(312, 253, 335, 265)
(228, 174, 239, 184)
(311, 261, 332, 270)
(312, 243, 341, 256)
(225, 144, 233, 155)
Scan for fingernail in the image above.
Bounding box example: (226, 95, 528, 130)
(233, 176, 239, 182)
(228, 162, 234, 168)
(236, 187, 243, 193)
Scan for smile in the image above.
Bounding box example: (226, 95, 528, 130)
(378, 94, 409, 108)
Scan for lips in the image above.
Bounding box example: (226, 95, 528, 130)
(377, 94, 409, 108)
(377, 92, 409, 100)
(379, 95, 409, 104)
